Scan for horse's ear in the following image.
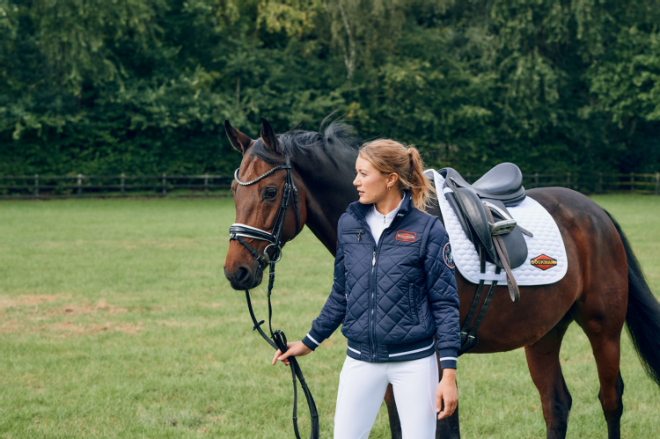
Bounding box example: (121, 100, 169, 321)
(260, 117, 281, 155)
(225, 120, 253, 155)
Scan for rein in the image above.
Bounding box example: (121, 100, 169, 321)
(229, 159, 319, 439)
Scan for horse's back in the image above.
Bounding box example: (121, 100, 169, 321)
(527, 186, 619, 241)
(527, 186, 628, 319)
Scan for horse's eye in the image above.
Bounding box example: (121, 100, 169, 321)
(264, 188, 278, 200)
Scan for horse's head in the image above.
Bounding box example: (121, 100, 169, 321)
(223, 117, 307, 290)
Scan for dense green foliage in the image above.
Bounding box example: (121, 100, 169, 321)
(1, 0, 659, 176)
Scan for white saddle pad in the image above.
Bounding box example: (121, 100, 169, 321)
(425, 169, 568, 286)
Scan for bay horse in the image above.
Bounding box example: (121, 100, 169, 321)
(223, 117, 660, 439)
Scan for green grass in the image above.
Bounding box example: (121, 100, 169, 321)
(0, 195, 659, 438)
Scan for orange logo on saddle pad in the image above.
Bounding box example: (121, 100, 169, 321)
(395, 230, 417, 242)
(530, 254, 557, 270)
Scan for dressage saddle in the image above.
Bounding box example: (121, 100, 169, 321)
(437, 163, 532, 303)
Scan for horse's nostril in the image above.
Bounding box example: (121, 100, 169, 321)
(224, 265, 254, 289)
(236, 266, 251, 284)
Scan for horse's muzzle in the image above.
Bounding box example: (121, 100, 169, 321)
(224, 262, 264, 290)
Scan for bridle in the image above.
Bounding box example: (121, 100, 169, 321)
(229, 159, 301, 266)
(229, 157, 319, 439)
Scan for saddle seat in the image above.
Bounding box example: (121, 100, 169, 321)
(442, 162, 526, 206)
(437, 163, 529, 272)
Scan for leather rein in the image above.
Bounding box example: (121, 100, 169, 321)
(229, 158, 319, 439)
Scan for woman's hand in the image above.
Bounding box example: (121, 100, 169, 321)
(271, 341, 312, 367)
(436, 368, 458, 420)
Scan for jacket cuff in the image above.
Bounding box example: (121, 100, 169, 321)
(438, 348, 458, 369)
(301, 329, 324, 351)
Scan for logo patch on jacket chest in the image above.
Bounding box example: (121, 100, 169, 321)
(395, 230, 417, 242)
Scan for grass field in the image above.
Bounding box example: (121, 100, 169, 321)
(1, 194, 659, 438)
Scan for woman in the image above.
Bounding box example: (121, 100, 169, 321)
(273, 139, 460, 438)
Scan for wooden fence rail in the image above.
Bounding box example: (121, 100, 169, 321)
(0, 174, 234, 199)
(0, 172, 658, 200)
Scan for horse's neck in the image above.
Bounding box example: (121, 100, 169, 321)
(296, 156, 358, 257)
(304, 185, 358, 257)
(303, 199, 344, 256)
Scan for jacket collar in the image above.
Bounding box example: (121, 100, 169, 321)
(348, 189, 413, 224)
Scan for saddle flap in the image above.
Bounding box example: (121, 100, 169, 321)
(452, 187, 498, 264)
(485, 200, 528, 269)
(446, 186, 528, 270)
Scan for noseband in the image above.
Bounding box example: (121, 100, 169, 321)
(229, 158, 319, 439)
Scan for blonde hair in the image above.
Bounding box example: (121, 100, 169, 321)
(358, 139, 436, 212)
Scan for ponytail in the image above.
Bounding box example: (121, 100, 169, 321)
(358, 139, 436, 212)
(406, 147, 436, 212)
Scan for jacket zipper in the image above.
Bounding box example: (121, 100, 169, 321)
(343, 229, 364, 242)
(370, 245, 379, 361)
(367, 211, 407, 362)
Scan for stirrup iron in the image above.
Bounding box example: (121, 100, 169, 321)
(489, 218, 517, 236)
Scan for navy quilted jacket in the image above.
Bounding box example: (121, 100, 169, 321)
(301, 190, 460, 369)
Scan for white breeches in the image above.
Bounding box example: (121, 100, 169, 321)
(333, 354, 438, 439)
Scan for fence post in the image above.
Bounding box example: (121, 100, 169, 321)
(77, 173, 82, 196)
(162, 173, 167, 196)
(598, 172, 603, 194)
(35, 174, 39, 200)
(630, 172, 634, 193)
(534, 172, 539, 188)
(204, 174, 209, 197)
(566, 172, 571, 189)
(656, 172, 660, 196)
(121, 173, 125, 197)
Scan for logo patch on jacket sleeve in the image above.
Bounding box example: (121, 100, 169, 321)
(443, 243, 455, 268)
(530, 254, 557, 270)
(395, 230, 417, 242)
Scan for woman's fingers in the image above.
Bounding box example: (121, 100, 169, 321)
(278, 349, 292, 363)
(436, 380, 458, 419)
(271, 349, 282, 365)
(438, 404, 453, 419)
(280, 342, 296, 366)
(436, 387, 444, 418)
(272, 341, 312, 366)
(272, 342, 297, 366)
(440, 397, 457, 419)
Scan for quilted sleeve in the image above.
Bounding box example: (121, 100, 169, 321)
(301, 223, 347, 351)
(424, 218, 461, 369)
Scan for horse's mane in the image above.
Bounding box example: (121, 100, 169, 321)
(250, 115, 361, 168)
